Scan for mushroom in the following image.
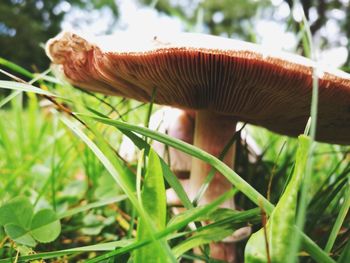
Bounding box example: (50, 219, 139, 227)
(118, 107, 193, 210)
(150, 107, 195, 178)
(46, 31, 350, 262)
(119, 106, 260, 205)
(119, 106, 194, 179)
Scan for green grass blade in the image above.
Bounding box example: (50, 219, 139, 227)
(0, 90, 21, 108)
(337, 238, 350, 263)
(82, 113, 273, 211)
(58, 195, 127, 219)
(172, 224, 233, 258)
(0, 80, 57, 97)
(85, 189, 235, 262)
(245, 135, 311, 262)
(119, 129, 193, 209)
(60, 115, 175, 263)
(325, 178, 350, 253)
(0, 239, 134, 263)
(134, 149, 171, 263)
(32, 73, 63, 84)
(60, 115, 137, 200)
(272, 135, 311, 262)
(136, 149, 144, 203)
(82, 114, 335, 263)
(0, 57, 33, 78)
(291, 2, 320, 262)
(0, 58, 61, 85)
(172, 207, 258, 258)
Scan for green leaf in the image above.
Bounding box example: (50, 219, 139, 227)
(0, 80, 58, 97)
(0, 227, 4, 240)
(134, 149, 168, 263)
(337, 239, 350, 263)
(85, 190, 235, 263)
(80, 113, 273, 211)
(120, 129, 193, 209)
(31, 209, 61, 243)
(167, 206, 205, 228)
(60, 115, 175, 263)
(94, 173, 123, 199)
(61, 115, 137, 196)
(270, 136, 311, 262)
(244, 228, 266, 263)
(81, 213, 114, 236)
(0, 57, 33, 78)
(171, 207, 258, 258)
(0, 196, 33, 229)
(143, 149, 167, 228)
(4, 224, 36, 247)
(81, 213, 105, 236)
(325, 178, 350, 253)
(15, 245, 34, 256)
(79, 114, 334, 263)
(0, 198, 61, 246)
(58, 195, 127, 219)
(245, 135, 311, 263)
(0, 239, 134, 263)
(173, 225, 233, 258)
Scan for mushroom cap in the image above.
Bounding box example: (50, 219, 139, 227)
(46, 31, 350, 144)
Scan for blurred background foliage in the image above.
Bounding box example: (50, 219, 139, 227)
(0, 1, 349, 261)
(0, 0, 118, 71)
(1, 0, 350, 71)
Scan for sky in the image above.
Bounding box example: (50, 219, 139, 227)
(60, 0, 348, 68)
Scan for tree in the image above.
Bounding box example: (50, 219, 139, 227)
(0, 0, 118, 72)
(141, 0, 350, 69)
(141, 0, 269, 40)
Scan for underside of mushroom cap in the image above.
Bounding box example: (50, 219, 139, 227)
(46, 31, 350, 145)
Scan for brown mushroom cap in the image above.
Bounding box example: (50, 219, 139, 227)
(46, 31, 350, 144)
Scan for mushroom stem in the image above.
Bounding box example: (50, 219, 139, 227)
(190, 110, 237, 207)
(190, 110, 237, 262)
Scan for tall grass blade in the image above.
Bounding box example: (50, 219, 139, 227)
(0, 90, 21, 108)
(134, 149, 169, 263)
(60, 115, 175, 263)
(85, 189, 235, 262)
(83, 113, 273, 211)
(172, 207, 257, 258)
(172, 224, 233, 258)
(0, 80, 57, 97)
(0, 239, 134, 263)
(325, 178, 350, 253)
(119, 129, 193, 209)
(289, 2, 320, 262)
(337, 238, 350, 263)
(136, 149, 144, 203)
(58, 195, 127, 219)
(245, 135, 311, 262)
(83, 113, 335, 263)
(0, 57, 33, 78)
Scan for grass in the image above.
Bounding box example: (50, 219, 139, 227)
(0, 5, 350, 262)
(0, 59, 349, 263)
